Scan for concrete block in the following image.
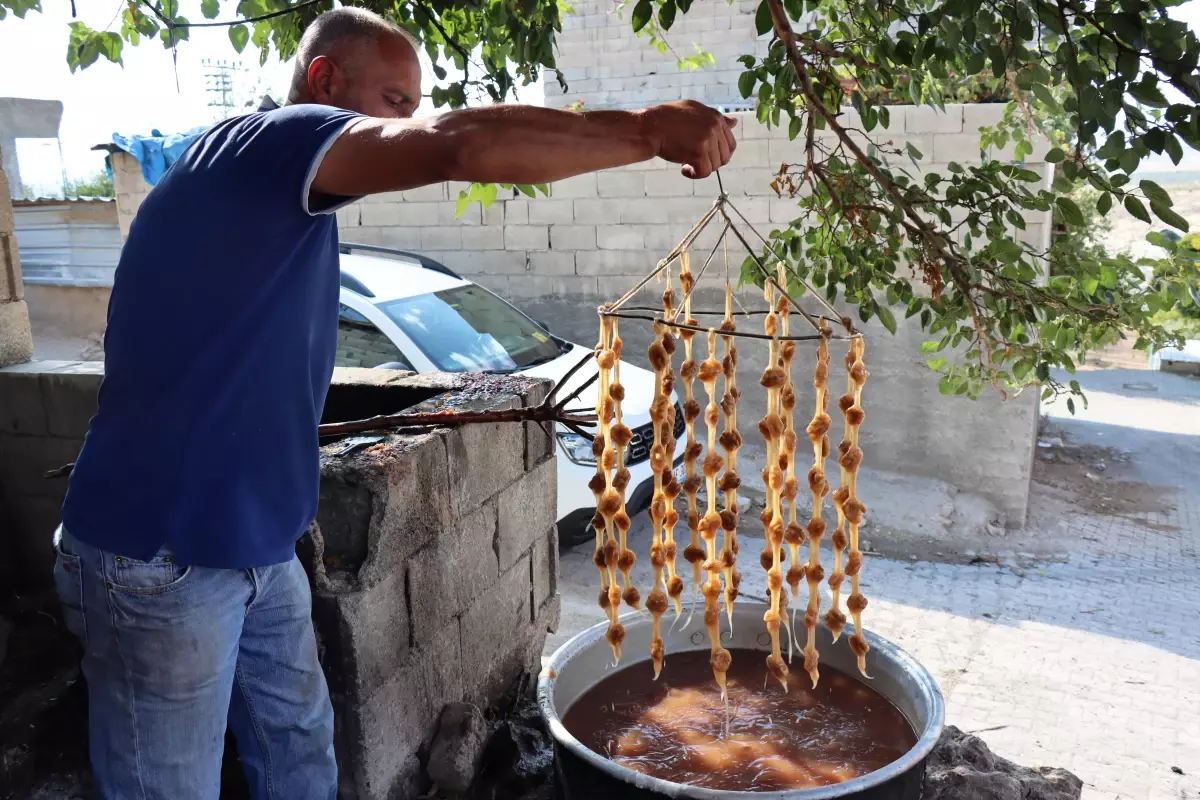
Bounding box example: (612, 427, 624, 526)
(770, 196, 800, 224)
(314, 570, 410, 699)
(0, 299, 33, 367)
(40, 369, 101, 438)
(907, 104, 964, 134)
(482, 201, 504, 227)
(335, 204, 360, 228)
(645, 170, 696, 197)
(962, 102, 1006, 133)
(527, 251, 577, 276)
(461, 226, 504, 251)
(400, 183, 448, 202)
(547, 224, 595, 251)
(439, 250, 529, 276)
(361, 202, 426, 227)
(443, 401, 527, 519)
(377, 227, 423, 250)
(933, 133, 984, 165)
(458, 553, 534, 706)
(421, 226, 463, 251)
(597, 170, 646, 197)
(505, 275, 598, 300)
(528, 200, 576, 225)
(551, 173, 598, 199)
(616, 198, 670, 224)
(596, 225, 645, 250)
(351, 619, 463, 799)
(531, 526, 558, 614)
(505, 225, 550, 251)
(519, 380, 555, 471)
(504, 200, 529, 225)
(497, 457, 558, 571)
(0, 369, 47, 435)
(667, 197, 726, 223)
(0, 173, 12, 234)
(640, 225, 679, 251)
(572, 198, 625, 225)
(322, 430, 452, 587)
(576, 249, 657, 276)
(406, 499, 500, 647)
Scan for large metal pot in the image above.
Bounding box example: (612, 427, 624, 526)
(538, 601, 944, 799)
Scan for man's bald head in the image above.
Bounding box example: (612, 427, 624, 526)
(287, 7, 422, 119)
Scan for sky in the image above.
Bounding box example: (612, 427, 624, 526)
(0, 0, 1197, 190)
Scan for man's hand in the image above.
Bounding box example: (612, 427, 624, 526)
(313, 101, 739, 199)
(638, 101, 738, 179)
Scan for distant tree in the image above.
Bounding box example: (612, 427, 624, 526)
(63, 171, 114, 198)
(5, 0, 1198, 406)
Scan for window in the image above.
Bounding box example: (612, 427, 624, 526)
(335, 304, 412, 370)
(376, 285, 565, 373)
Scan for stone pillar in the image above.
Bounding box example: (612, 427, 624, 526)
(0, 147, 33, 366)
(110, 151, 151, 242)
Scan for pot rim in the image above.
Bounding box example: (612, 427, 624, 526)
(538, 605, 945, 799)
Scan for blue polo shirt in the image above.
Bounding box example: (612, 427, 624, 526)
(62, 104, 364, 568)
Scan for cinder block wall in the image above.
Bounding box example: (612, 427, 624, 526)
(110, 151, 151, 241)
(545, 0, 768, 110)
(307, 371, 560, 799)
(336, 104, 1048, 524)
(0, 363, 561, 799)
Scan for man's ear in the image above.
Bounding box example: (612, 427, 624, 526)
(307, 56, 338, 102)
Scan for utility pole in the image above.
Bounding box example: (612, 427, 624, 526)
(203, 59, 243, 119)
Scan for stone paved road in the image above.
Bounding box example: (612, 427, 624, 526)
(548, 367, 1200, 800)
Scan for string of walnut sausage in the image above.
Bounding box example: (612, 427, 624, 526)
(839, 337, 871, 676)
(717, 267, 743, 631)
(677, 249, 707, 630)
(758, 278, 789, 690)
(699, 328, 732, 699)
(590, 318, 626, 662)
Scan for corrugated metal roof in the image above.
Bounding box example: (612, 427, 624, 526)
(13, 196, 115, 206)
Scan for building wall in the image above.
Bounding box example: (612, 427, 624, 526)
(545, 0, 766, 110)
(110, 151, 152, 240)
(335, 105, 1048, 524)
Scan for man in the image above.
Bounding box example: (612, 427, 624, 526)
(53, 7, 736, 799)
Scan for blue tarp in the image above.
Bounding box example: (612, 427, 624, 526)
(109, 126, 208, 186)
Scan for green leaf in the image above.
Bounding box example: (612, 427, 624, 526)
(755, 0, 773, 35)
(1139, 179, 1172, 208)
(927, 356, 948, 371)
(876, 304, 897, 335)
(658, 0, 676, 29)
(1082, 278, 1099, 295)
(1097, 192, 1112, 215)
(630, 0, 652, 33)
(455, 190, 471, 218)
(228, 24, 249, 53)
(1100, 265, 1118, 289)
(1012, 359, 1032, 380)
(1044, 147, 1066, 164)
(1150, 202, 1190, 232)
(1056, 197, 1085, 226)
(1124, 196, 1151, 224)
(783, 0, 804, 20)
(200, 0, 219, 19)
(1066, 397, 1075, 415)
(738, 71, 756, 99)
(477, 182, 498, 208)
(518, 184, 536, 198)
(920, 340, 942, 354)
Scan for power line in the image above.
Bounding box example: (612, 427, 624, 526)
(140, 0, 326, 30)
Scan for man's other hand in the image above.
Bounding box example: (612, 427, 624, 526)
(638, 101, 738, 180)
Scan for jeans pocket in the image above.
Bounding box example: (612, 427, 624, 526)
(109, 552, 191, 596)
(53, 540, 88, 648)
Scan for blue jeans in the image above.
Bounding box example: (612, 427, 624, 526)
(52, 527, 337, 800)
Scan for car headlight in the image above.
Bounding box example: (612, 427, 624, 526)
(557, 432, 597, 465)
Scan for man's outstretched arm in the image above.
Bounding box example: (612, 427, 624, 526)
(312, 101, 737, 198)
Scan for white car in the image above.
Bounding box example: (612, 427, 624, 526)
(332, 243, 685, 540)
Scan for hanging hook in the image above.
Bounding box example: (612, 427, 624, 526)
(715, 169, 727, 199)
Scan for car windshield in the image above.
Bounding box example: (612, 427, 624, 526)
(377, 284, 564, 373)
